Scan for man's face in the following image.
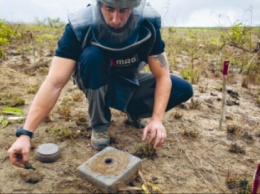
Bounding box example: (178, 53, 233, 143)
(100, 5, 132, 29)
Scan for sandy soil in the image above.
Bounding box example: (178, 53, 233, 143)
(0, 50, 260, 193)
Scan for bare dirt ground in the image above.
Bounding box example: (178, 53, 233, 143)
(0, 49, 260, 193)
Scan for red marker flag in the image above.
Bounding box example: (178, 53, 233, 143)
(252, 163, 260, 194)
(222, 60, 229, 76)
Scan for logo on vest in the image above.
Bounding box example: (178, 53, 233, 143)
(110, 55, 138, 66)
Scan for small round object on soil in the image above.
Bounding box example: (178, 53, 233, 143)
(35, 143, 61, 163)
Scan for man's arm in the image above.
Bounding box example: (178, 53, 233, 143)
(8, 56, 76, 167)
(23, 57, 76, 132)
(142, 52, 172, 148)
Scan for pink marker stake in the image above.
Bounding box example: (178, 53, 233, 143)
(219, 61, 229, 130)
(29, 31, 35, 66)
(252, 163, 260, 194)
(222, 60, 229, 76)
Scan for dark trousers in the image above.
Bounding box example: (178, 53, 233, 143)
(74, 46, 193, 132)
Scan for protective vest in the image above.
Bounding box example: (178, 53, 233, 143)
(69, 2, 162, 111)
(68, 2, 161, 49)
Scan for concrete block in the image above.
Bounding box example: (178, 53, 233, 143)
(77, 146, 142, 193)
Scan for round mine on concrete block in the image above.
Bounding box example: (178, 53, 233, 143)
(35, 143, 61, 163)
(77, 147, 142, 193)
(90, 152, 129, 175)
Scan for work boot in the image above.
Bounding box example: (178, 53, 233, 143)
(91, 130, 110, 151)
(125, 113, 145, 129)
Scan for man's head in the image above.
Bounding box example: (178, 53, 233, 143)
(97, 0, 142, 29)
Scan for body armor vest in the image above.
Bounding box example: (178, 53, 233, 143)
(69, 2, 162, 111)
(68, 1, 161, 51)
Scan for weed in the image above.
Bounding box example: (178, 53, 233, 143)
(226, 124, 241, 136)
(36, 66, 49, 74)
(21, 53, 30, 62)
(61, 96, 72, 104)
(228, 143, 246, 154)
(181, 67, 193, 82)
(35, 33, 56, 42)
(47, 126, 74, 140)
(226, 172, 252, 194)
(0, 19, 21, 46)
(242, 77, 249, 88)
(75, 111, 88, 126)
(57, 105, 72, 121)
(0, 93, 25, 107)
(182, 129, 199, 138)
(180, 66, 204, 84)
(44, 114, 52, 123)
(0, 48, 5, 61)
(134, 144, 157, 159)
(219, 21, 260, 84)
(173, 111, 183, 119)
(198, 85, 207, 93)
(242, 132, 254, 144)
(227, 90, 239, 100)
(72, 91, 84, 102)
(189, 98, 201, 109)
(26, 85, 39, 94)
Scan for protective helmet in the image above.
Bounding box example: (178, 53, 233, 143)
(96, 0, 142, 8)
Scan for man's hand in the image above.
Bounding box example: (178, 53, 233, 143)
(8, 136, 31, 168)
(142, 120, 167, 148)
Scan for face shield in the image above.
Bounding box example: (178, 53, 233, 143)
(91, 0, 146, 49)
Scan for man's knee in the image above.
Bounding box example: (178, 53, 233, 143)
(182, 80, 193, 101)
(170, 75, 193, 99)
(75, 46, 109, 90)
(166, 75, 193, 110)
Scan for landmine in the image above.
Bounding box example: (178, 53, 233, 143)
(77, 146, 142, 193)
(35, 143, 61, 163)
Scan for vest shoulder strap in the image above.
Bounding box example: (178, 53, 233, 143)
(68, 5, 92, 42)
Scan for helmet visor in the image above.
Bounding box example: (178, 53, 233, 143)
(97, 0, 142, 8)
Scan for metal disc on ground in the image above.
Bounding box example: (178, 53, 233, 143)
(35, 143, 61, 163)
